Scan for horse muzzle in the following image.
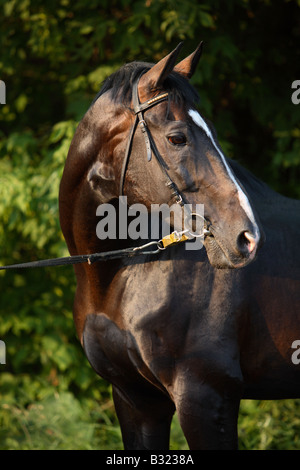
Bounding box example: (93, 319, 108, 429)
(203, 224, 264, 269)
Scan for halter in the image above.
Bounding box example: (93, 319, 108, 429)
(119, 75, 184, 207)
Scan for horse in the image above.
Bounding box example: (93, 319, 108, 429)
(59, 42, 300, 450)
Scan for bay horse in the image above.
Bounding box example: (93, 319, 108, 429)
(59, 42, 300, 449)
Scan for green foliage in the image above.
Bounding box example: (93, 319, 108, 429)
(239, 400, 300, 450)
(0, 0, 299, 450)
(0, 390, 122, 450)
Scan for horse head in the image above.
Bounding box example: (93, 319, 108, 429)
(60, 43, 264, 269)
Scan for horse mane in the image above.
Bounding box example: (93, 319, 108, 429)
(229, 157, 300, 212)
(228, 158, 272, 199)
(91, 61, 200, 108)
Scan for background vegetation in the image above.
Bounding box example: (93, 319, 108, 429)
(0, 0, 300, 450)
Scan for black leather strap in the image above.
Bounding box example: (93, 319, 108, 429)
(120, 76, 184, 208)
(119, 114, 139, 196)
(0, 243, 161, 270)
(119, 78, 169, 195)
(132, 79, 169, 162)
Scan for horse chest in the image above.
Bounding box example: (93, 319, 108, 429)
(82, 260, 242, 394)
(82, 311, 175, 393)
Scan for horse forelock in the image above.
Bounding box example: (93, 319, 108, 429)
(91, 61, 200, 109)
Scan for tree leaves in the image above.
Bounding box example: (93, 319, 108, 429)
(0, 0, 299, 450)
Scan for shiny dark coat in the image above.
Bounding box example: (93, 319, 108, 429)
(59, 45, 300, 449)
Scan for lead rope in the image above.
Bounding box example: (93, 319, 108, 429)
(0, 229, 200, 271)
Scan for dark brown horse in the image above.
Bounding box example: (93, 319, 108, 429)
(59, 43, 300, 450)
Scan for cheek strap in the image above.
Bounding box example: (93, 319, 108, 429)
(119, 76, 185, 207)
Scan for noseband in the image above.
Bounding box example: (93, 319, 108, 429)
(119, 75, 184, 207)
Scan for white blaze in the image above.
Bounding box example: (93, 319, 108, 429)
(188, 109, 259, 238)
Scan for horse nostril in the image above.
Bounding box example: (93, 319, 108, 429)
(237, 231, 257, 256)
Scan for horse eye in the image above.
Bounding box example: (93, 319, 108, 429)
(168, 134, 187, 146)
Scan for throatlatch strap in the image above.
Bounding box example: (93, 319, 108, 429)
(119, 114, 139, 196)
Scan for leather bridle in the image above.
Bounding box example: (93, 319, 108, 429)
(0, 76, 209, 272)
(119, 75, 185, 208)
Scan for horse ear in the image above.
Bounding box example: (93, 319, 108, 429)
(173, 42, 203, 79)
(138, 42, 184, 93)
